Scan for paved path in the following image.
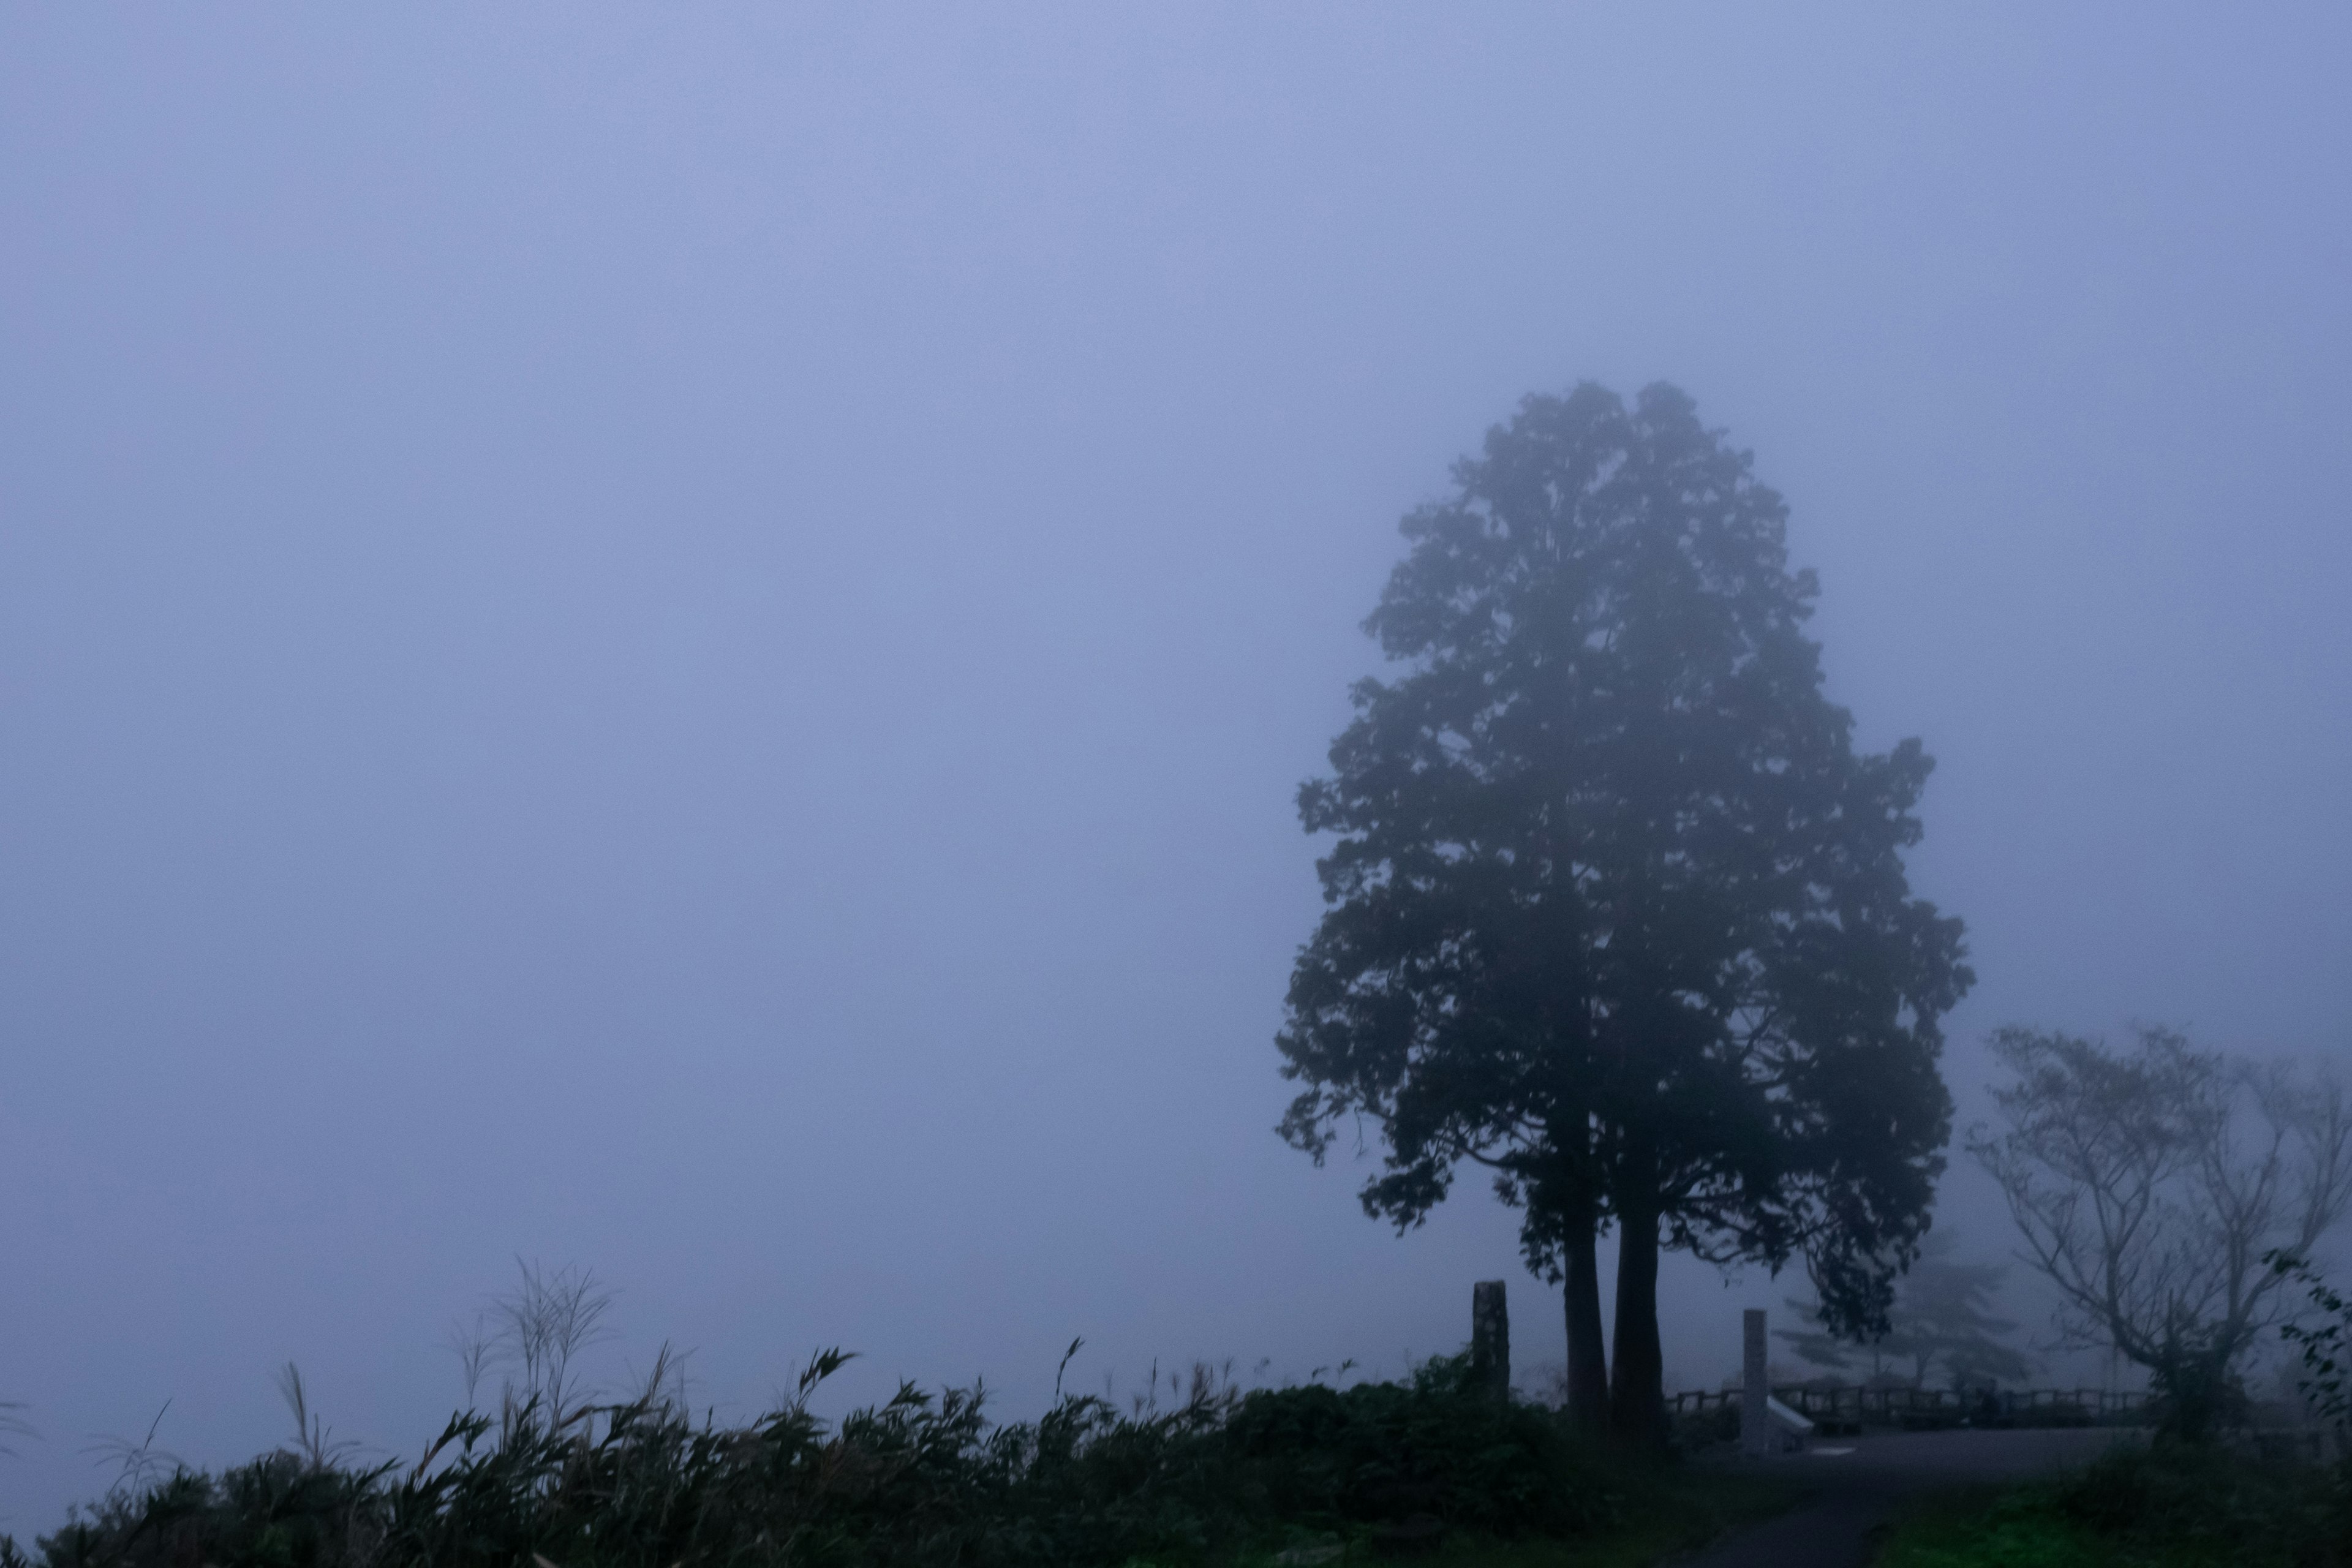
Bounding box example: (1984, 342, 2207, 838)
(1681, 1428, 2139, 1568)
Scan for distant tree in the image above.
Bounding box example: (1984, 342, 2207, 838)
(1778, 1229, 2034, 1389)
(1278, 382, 1972, 1446)
(1970, 1026, 2352, 1441)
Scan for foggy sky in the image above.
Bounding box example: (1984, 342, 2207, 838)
(4, 4, 2349, 1537)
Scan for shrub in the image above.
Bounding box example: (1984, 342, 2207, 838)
(1219, 1352, 1617, 1537)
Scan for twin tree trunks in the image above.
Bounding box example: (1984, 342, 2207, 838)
(1472, 1281, 1773, 1456)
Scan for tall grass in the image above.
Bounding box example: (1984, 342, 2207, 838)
(0, 1406, 32, 1462)
(5, 1347, 1640, 1568)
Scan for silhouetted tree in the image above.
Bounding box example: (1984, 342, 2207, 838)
(1971, 1025, 2352, 1441)
(1279, 382, 1971, 1446)
(1779, 1230, 2034, 1389)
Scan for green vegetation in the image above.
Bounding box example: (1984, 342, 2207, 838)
(1, 1351, 1792, 1568)
(1875, 1445, 2352, 1568)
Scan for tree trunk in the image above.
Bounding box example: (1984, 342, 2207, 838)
(1610, 1199, 1667, 1450)
(1563, 1212, 1611, 1436)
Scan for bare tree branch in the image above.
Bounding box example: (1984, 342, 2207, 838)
(1969, 1025, 2352, 1438)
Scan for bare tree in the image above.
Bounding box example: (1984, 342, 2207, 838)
(1970, 1025, 2352, 1439)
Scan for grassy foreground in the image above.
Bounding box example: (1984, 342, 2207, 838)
(1420, 1468, 1793, 1568)
(3, 1353, 1793, 1568)
(1874, 1442, 2352, 1568)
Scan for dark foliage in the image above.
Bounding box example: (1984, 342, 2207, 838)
(1219, 1354, 1618, 1539)
(2278, 1251, 2352, 1439)
(2043, 1444, 2349, 1566)
(1279, 380, 1969, 1444)
(2, 1354, 1627, 1568)
(1882, 1439, 2352, 1568)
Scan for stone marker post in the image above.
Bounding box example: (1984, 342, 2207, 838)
(1741, 1308, 1769, 1455)
(1471, 1280, 1510, 1403)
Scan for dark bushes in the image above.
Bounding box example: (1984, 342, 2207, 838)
(1881, 1444, 2352, 1568)
(2049, 1443, 2348, 1564)
(1223, 1354, 1613, 1538)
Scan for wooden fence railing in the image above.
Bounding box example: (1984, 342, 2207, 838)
(1667, 1385, 2150, 1428)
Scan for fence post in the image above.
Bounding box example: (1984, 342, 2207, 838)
(1741, 1309, 1769, 1455)
(1471, 1280, 1510, 1403)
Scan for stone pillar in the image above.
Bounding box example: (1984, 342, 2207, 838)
(1741, 1308, 1770, 1455)
(1471, 1280, 1510, 1402)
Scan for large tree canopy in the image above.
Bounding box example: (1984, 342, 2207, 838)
(1278, 383, 1971, 1444)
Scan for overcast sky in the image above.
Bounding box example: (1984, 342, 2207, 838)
(4, 2, 2348, 1537)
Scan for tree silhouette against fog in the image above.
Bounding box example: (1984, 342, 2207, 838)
(1972, 1025, 2352, 1441)
(1777, 1229, 2034, 1390)
(1278, 383, 1971, 1446)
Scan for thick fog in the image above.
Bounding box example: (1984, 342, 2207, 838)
(4, 4, 2348, 1537)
